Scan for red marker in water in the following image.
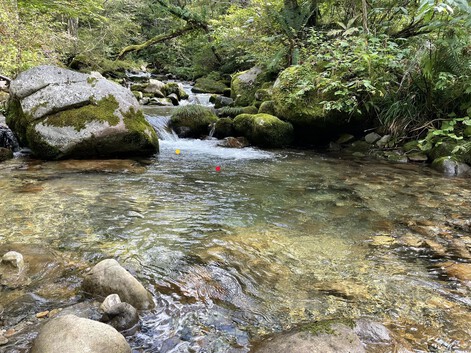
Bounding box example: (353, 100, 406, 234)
(215, 166, 221, 172)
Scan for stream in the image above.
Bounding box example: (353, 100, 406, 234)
(0, 86, 470, 352)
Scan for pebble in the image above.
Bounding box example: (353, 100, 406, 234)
(36, 311, 49, 319)
(0, 335, 8, 345)
(100, 294, 122, 313)
(2, 251, 25, 270)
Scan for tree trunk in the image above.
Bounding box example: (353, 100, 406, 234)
(361, 0, 369, 34)
(118, 0, 222, 62)
(117, 25, 197, 59)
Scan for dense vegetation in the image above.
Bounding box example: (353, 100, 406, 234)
(2, 0, 471, 149)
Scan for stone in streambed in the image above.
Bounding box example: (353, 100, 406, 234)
(252, 321, 365, 353)
(82, 259, 154, 310)
(101, 302, 139, 333)
(31, 314, 131, 353)
(2, 251, 25, 270)
(252, 319, 412, 353)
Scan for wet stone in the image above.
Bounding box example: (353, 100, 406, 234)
(2, 251, 25, 270)
(100, 294, 122, 313)
(365, 132, 381, 144)
(101, 302, 139, 333)
(0, 335, 8, 345)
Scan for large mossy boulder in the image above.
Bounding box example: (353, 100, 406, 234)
(170, 105, 218, 138)
(7, 65, 158, 159)
(233, 113, 293, 148)
(214, 118, 234, 139)
(192, 76, 228, 94)
(272, 65, 363, 145)
(231, 67, 266, 107)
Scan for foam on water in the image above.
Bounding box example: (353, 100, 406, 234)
(159, 138, 274, 161)
(146, 114, 274, 161)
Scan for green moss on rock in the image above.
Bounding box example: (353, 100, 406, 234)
(163, 83, 189, 100)
(122, 107, 159, 151)
(0, 147, 13, 161)
(231, 67, 266, 107)
(214, 118, 234, 139)
(272, 65, 365, 145)
(272, 65, 326, 126)
(233, 113, 294, 148)
(218, 106, 258, 118)
(258, 101, 276, 116)
(6, 99, 30, 146)
(42, 95, 120, 132)
(192, 77, 228, 94)
(170, 105, 218, 138)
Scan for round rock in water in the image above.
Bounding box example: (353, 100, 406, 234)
(82, 259, 154, 310)
(2, 251, 25, 270)
(253, 322, 365, 353)
(31, 314, 131, 353)
(102, 302, 139, 333)
(100, 294, 122, 313)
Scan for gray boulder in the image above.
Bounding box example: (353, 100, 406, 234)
(253, 322, 365, 353)
(231, 67, 264, 106)
(7, 65, 158, 159)
(31, 314, 131, 353)
(82, 259, 154, 310)
(432, 156, 471, 177)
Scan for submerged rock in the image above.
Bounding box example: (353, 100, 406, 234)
(252, 321, 365, 353)
(7, 65, 158, 159)
(252, 319, 412, 353)
(82, 259, 154, 310)
(31, 314, 131, 353)
(1, 251, 25, 270)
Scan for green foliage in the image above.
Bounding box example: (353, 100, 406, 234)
(291, 31, 408, 117)
(418, 116, 471, 153)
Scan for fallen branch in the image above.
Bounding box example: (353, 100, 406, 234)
(117, 25, 197, 59)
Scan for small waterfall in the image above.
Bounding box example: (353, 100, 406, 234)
(146, 116, 179, 141)
(180, 83, 213, 107)
(208, 122, 216, 138)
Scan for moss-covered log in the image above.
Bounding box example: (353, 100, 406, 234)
(117, 26, 197, 59)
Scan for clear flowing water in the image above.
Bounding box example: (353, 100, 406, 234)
(0, 105, 470, 352)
